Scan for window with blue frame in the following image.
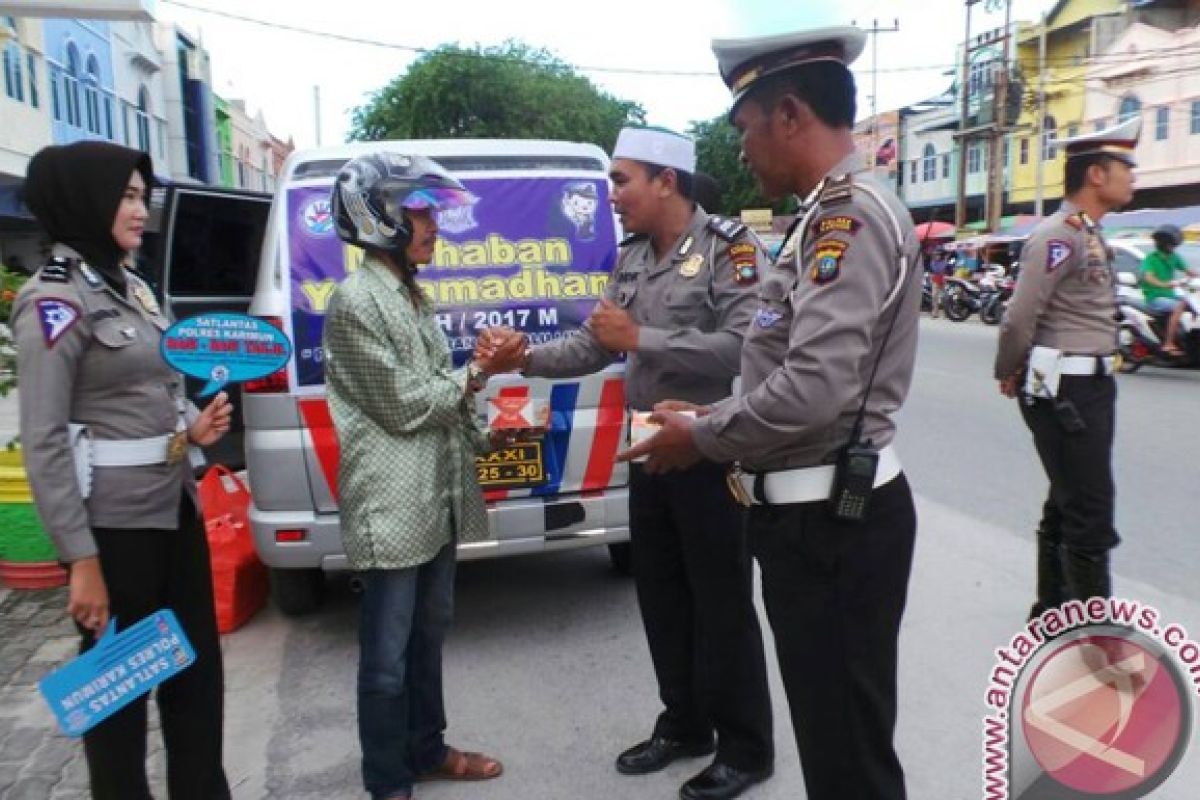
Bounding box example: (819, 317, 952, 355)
(922, 144, 936, 182)
(64, 42, 81, 127)
(1191, 102, 1200, 135)
(1042, 115, 1058, 160)
(27, 52, 37, 108)
(136, 85, 151, 152)
(3, 17, 24, 103)
(84, 54, 101, 135)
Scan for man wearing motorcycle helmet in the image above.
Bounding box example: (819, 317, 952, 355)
(1139, 223, 1200, 355)
(323, 152, 503, 800)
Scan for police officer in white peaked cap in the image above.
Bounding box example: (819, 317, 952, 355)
(995, 117, 1140, 625)
(478, 123, 774, 800)
(621, 25, 922, 800)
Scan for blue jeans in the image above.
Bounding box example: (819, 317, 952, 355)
(358, 544, 456, 800)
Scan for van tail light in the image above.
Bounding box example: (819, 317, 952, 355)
(275, 529, 307, 543)
(244, 316, 289, 394)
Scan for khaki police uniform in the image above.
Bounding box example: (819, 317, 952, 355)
(12, 246, 228, 798)
(689, 151, 921, 800)
(12, 246, 199, 561)
(995, 201, 1122, 614)
(527, 206, 775, 772)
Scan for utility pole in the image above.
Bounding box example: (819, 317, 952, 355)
(986, 0, 1013, 233)
(851, 17, 900, 174)
(1034, 13, 1048, 217)
(955, 1, 980, 230)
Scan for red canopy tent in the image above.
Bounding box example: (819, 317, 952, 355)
(914, 220, 956, 240)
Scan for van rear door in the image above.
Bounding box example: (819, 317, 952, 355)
(151, 185, 272, 469)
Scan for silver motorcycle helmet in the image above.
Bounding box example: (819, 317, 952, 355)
(331, 152, 475, 254)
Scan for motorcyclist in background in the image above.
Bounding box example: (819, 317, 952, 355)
(1138, 224, 1200, 356)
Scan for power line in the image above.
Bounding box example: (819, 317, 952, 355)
(160, 0, 717, 78)
(159, 1, 1200, 89)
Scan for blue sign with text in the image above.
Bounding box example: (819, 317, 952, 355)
(160, 313, 292, 396)
(39, 610, 195, 737)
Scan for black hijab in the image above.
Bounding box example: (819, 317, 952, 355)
(23, 141, 154, 292)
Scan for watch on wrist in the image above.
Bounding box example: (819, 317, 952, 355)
(467, 360, 488, 391)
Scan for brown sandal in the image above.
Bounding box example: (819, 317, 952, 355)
(420, 746, 503, 781)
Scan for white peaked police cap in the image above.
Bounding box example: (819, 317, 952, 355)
(612, 126, 696, 174)
(712, 26, 867, 110)
(1057, 116, 1141, 166)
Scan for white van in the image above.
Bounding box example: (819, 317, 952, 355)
(244, 140, 631, 613)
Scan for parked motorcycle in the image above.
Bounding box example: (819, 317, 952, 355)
(980, 274, 1016, 325)
(942, 276, 982, 322)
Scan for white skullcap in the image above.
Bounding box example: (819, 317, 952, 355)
(612, 126, 696, 174)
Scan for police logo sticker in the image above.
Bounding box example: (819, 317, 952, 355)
(679, 253, 704, 278)
(754, 306, 783, 329)
(301, 198, 334, 236)
(811, 240, 848, 285)
(437, 201, 479, 235)
(815, 216, 862, 237)
(1046, 240, 1073, 272)
(729, 243, 758, 284)
(35, 298, 80, 348)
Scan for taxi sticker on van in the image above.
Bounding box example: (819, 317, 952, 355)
(476, 442, 547, 489)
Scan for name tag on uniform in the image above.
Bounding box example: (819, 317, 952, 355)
(39, 610, 195, 737)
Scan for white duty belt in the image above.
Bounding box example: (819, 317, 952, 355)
(68, 396, 203, 499)
(1060, 354, 1116, 376)
(729, 445, 902, 506)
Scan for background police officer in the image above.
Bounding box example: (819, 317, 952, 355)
(621, 27, 922, 800)
(995, 118, 1140, 618)
(481, 126, 774, 800)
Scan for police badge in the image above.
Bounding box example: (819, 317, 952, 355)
(679, 254, 704, 277)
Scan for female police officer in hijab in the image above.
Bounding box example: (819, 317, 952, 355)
(13, 141, 233, 799)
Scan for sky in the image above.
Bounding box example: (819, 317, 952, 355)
(155, 0, 1060, 150)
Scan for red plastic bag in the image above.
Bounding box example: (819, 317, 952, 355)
(198, 466, 268, 634)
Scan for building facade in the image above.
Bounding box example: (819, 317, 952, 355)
(1084, 20, 1200, 206)
(108, 18, 170, 177)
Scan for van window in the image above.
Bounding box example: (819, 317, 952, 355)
(166, 191, 269, 297)
(291, 155, 606, 181)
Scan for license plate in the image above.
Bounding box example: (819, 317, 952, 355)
(475, 441, 547, 489)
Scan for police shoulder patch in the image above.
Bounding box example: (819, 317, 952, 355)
(707, 216, 747, 242)
(728, 242, 759, 285)
(819, 174, 854, 206)
(811, 239, 849, 285)
(38, 261, 70, 284)
(1046, 240, 1073, 272)
(35, 297, 81, 348)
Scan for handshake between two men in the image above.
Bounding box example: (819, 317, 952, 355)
(471, 304, 711, 472)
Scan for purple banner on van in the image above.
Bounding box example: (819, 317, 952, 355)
(287, 177, 617, 387)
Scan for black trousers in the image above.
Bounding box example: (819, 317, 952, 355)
(1019, 374, 1120, 615)
(749, 474, 916, 800)
(628, 461, 773, 771)
(80, 495, 231, 800)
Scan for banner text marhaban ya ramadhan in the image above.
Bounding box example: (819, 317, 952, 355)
(286, 176, 618, 383)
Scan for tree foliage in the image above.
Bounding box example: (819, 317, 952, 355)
(349, 42, 644, 151)
(688, 115, 798, 218)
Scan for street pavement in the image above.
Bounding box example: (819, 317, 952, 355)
(2, 317, 1199, 799)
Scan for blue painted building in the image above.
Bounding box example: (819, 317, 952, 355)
(41, 18, 120, 146)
